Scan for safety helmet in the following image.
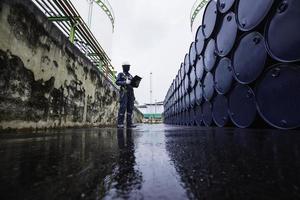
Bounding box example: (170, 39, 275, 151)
(122, 61, 131, 66)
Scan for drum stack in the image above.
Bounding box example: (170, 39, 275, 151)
(163, 0, 300, 129)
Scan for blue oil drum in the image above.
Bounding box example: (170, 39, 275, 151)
(194, 104, 202, 126)
(203, 101, 213, 127)
(195, 56, 204, 82)
(202, 0, 218, 38)
(180, 63, 185, 80)
(265, 0, 300, 62)
(195, 25, 205, 56)
(214, 57, 233, 95)
(218, 0, 235, 13)
(189, 66, 197, 89)
(180, 95, 185, 111)
(184, 74, 190, 94)
(195, 82, 203, 106)
(216, 12, 237, 57)
(236, 0, 274, 31)
(256, 64, 300, 129)
(184, 53, 190, 74)
(204, 39, 217, 72)
(189, 42, 197, 67)
(189, 108, 196, 126)
(185, 110, 190, 125)
(184, 93, 190, 111)
(233, 32, 267, 84)
(229, 84, 256, 128)
(203, 72, 215, 101)
(189, 87, 196, 108)
(212, 94, 229, 127)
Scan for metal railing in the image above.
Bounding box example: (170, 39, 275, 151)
(94, 0, 115, 31)
(32, 0, 117, 83)
(190, 0, 209, 31)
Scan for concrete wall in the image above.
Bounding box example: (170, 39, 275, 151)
(0, 0, 143, 130)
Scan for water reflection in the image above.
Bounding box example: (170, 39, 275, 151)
(0, 126, 299, 200)
(165, 128, 300, 200)
(105, 125, 187, 199)
(104, 129, 143, 199)
(0, 128, 142, 200)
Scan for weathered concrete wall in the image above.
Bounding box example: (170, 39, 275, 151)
(0, 0, 143, 130)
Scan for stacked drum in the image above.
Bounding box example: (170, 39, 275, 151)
(163, 0, 300, 130)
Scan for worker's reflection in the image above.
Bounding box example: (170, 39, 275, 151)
(114, 128, 142, 197)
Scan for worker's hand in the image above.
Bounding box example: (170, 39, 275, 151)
(126, 79, 131, 85)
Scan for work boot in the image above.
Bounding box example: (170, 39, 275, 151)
(117, 124, 125, 128)
(126, 113, 133, 126)
(117, 113, 125, 126)
(126, 124, 136, 128)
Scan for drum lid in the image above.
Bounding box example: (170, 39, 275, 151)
(195, 56, 204, 81)
(233, 32, 267, 84)
(189, 66, 197, 89)
(229, 84, 256, 128)
(195, 25, 205, 56)
(265, 0, 300, 62)
(189, 42, 197, 67)
(215, 57, 233, 95)
(202, 0, 218, 38)
(195, 104, 203, 126)
(212, 94, 229, 127)
(216, 12, 238, 57)
(204, 39, 217, 72)
(256, 64, 300, 129)
(203, 101, 213, 127)
(184, 54, 190, 74)
(195, 82, 203, 105)
(203, 72, 215, 101)
(237, 0, 274, 31)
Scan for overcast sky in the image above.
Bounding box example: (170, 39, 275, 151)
(72, 0, 203, 105)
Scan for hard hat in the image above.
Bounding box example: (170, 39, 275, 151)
(122, 61, 130, 66)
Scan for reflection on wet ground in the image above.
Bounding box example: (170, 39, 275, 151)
(0, 124, 299, 199)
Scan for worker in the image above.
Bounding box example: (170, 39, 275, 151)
(115, 62, 136, 128)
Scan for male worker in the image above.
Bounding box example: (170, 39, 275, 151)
(116, 62, 136, 128)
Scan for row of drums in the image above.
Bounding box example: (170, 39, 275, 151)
(164, 0, 300, 130)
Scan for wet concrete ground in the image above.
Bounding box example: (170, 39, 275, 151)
(0, 124, 299, 200)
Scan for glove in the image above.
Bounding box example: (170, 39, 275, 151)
(126, 79, 131, 85)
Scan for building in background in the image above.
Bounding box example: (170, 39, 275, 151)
(137, 101, 164, 123)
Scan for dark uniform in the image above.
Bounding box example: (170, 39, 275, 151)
(116, 71, 135, 127)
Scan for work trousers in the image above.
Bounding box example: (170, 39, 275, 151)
(117, 90, 134, 126)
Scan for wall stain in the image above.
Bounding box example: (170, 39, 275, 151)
(41, 56, 51, 66)
(66, 60, 78, 80)
(7, 3, 47, 49)
(53, 60, 58, 68)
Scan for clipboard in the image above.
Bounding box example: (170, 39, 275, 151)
(130, 75, 142, 88)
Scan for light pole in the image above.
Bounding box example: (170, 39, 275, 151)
(150, 72, 153, 123)
(150, 72, 153, 105)
(154, 99, 157, 123)
(87, 0, 94, 29)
